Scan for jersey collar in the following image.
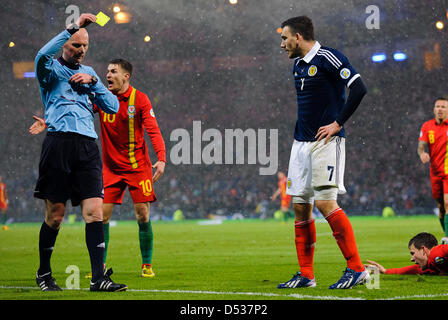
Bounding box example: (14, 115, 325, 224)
(117, 84, 133, 101)
(295, 41, 321, 65)
(434, 118, 448, 125)
(57, 56, 80, 70)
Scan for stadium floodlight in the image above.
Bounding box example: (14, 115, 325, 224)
(436, 21, 444, 30)
(372, 53, 386, 63)
(9, 41, 15, 48)
(113, 5, 121, 13)
(114, 11, 130, 24)
(393, 52, 407, 61)
(229, 0, 238, 4)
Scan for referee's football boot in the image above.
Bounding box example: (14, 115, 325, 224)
(329, 267, 370, 289)
(277, 272, 316, 289)
(90, 267, 128, 292)
(36, 272, 62, 291)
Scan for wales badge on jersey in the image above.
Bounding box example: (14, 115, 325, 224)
(128, 105, 135, 118)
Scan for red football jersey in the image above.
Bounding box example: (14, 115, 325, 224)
(385, 244, 448, 275)
(95, 85, 166, 172)
(419, 119, 448, 176)
(427, 244, 448, 274)
(0, 182, 7, 208)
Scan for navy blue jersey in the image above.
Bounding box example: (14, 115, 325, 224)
(292, 42, 360, 141)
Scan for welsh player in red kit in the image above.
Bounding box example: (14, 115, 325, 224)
(418, 97, 448, 244)
(29, 59, 166, 278)
(96, 59, 166, 278)
(0, 176, 8, 230)
(366, 232, 448, 276)
(271, 172, 293, 222)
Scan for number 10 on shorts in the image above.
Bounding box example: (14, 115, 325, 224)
(139, 179, 153, 196)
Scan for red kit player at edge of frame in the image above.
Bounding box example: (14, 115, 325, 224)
(0, 177, 8, 230)
(418, 97, 448, 243)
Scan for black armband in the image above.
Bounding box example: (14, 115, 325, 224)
(66, 24, 80, 35)
(336, 77, 367, 126)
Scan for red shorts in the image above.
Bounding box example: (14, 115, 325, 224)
(103, 167, 157, 204)
(430, 175, 448, 200)
(0, 202, 7, 210)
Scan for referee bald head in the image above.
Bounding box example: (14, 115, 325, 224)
(62, 28, 89, 65)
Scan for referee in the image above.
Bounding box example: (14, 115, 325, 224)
(34, 13, 126, 292)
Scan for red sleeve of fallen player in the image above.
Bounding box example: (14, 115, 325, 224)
(141, 94, 166, 163)
(385, 264, 439, 275)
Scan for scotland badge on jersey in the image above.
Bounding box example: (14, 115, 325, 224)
(308, 65, 318, 77)
(340, 68, 351, 80)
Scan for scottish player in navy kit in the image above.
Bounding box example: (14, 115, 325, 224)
(34, 13, 127, 292)
(277, 16, 369, 289)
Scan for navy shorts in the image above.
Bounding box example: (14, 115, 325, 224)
(34, 131, 104, 207)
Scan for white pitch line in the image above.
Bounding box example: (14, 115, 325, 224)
(3, 285, 447, 300)
(0, 285, 361, 300)
(383, 293, 448, 300)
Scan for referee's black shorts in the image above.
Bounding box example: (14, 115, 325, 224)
(34, 131, 104, 207)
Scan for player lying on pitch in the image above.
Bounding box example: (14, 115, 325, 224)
(365, 232, 448, 275)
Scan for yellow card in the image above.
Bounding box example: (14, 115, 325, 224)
(96, 11, 110, 27)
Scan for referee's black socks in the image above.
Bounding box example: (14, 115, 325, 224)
(85, 221, 105, 283)
(38, 221, 59, 276)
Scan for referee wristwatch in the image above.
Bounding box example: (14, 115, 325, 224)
(90, 75, 98, 86)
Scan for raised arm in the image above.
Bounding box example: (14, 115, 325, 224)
(35, 13, 97, 88)
(35, 31, 72, 88)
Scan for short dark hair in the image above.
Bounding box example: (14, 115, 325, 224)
(434, 97, 448, 104)
(281, 16, 315, 41)
(109, 58, 133, 77)
(408, 232, 438, 250)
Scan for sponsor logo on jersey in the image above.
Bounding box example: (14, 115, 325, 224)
(435, 256, 445, 265)
(340, 68, 351, 79)
(308, 65, 318, 77)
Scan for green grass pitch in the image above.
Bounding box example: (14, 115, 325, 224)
(0, 215, 447, 300)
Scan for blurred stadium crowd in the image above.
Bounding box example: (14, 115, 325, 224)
(1, 0, 447, 221)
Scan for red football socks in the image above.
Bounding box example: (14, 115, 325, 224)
(325, 208, 364, 272)
(294, 219, 316, 279)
